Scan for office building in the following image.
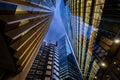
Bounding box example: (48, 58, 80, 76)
(61, 0, 120, 80)
(0, 0, 55, 80)
(0, 0, 120, 80)
(58, 35, 83, 80)
(26, 42, 59, 80)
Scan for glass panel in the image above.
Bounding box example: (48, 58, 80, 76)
(47, 65, 52, 69)
(45, 77, 50, 80)
(46, 71, 51, 75)
(48, 61, 52, 64)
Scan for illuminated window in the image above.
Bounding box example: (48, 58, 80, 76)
(47, 65, 52, 69)
(48, 61, 52, 64)
(46, 71, 51, 75)
(45, 77, 50, 80)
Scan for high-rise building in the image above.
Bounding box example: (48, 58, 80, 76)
(26, 42, 59, 80)
(58, 35, 83, 80)
(0, 0, 55, 80)
(0, 0, 120, 80)
(61, 0, 120, 80)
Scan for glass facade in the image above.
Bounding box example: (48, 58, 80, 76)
(62, 0, 120, 80)
(0, 0, 120, 80)
(58, 35, 83, 80)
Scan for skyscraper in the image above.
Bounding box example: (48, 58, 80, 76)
(58, 35, 83, 80)
(0, 0, 120, 80)
(26, 42, 59, 80)
(61, 0, 120, 80)
(0, 0, 55, 80)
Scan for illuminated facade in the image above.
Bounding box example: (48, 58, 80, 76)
(0, 0, 55, 80)
(62, 0, 120, 80)
(26, 42, 59, 80)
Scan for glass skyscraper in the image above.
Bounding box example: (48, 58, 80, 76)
(58, 35, 83, 80)
(61, 0, 120, 80)
(0, 0, 120, 80)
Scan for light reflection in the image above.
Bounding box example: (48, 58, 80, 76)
(117, 68, 120, 71)
(114, 38, 120, 44)
(101, 62, 106, 67)
(94, 76, 97, 79)
(113, 62, 116, 65)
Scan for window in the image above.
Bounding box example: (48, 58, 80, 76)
(37, 65, 44, 70)
(54, 61, 59, 66)
(53, 65, 59, 71)
(53, 69, 59, 76)
(47, 65, 52, 69)
(50, 51, 53, 53)
(46, 71, 51, 75)
(55, 55, 58, 59)
(49, 54, 53, 57)
(29, 69, 35, 74)
(40, 59, 46, 62)
(34, 78, 41, 80)
(48, 61, 52, 65)
(54, 58, 59, 63)
(43, 53, 47, 56)
(34, 77, 42, 80)
(48, 57, 52, 60)
(36, 70, 43, 75)
(27, 75, 33, 79)
(42, 55, 46, 59)
(45, 77, 50, 80)
(34, 59, 39, 63)
(39, 62, 45, 65)
(32, 64, 37, 69)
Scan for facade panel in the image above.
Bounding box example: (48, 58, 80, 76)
(0, 0, 55, 80)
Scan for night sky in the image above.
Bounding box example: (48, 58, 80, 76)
(44, 0, 66, 42)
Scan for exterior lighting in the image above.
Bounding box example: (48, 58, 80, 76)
(101, 62, 106, 67)
(117, 68, 120, 71)
(113, 62, 116, 64)
(114, 38, 120, 44)
(94, 76, 97, 79)
(114, 30, 120, 44)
